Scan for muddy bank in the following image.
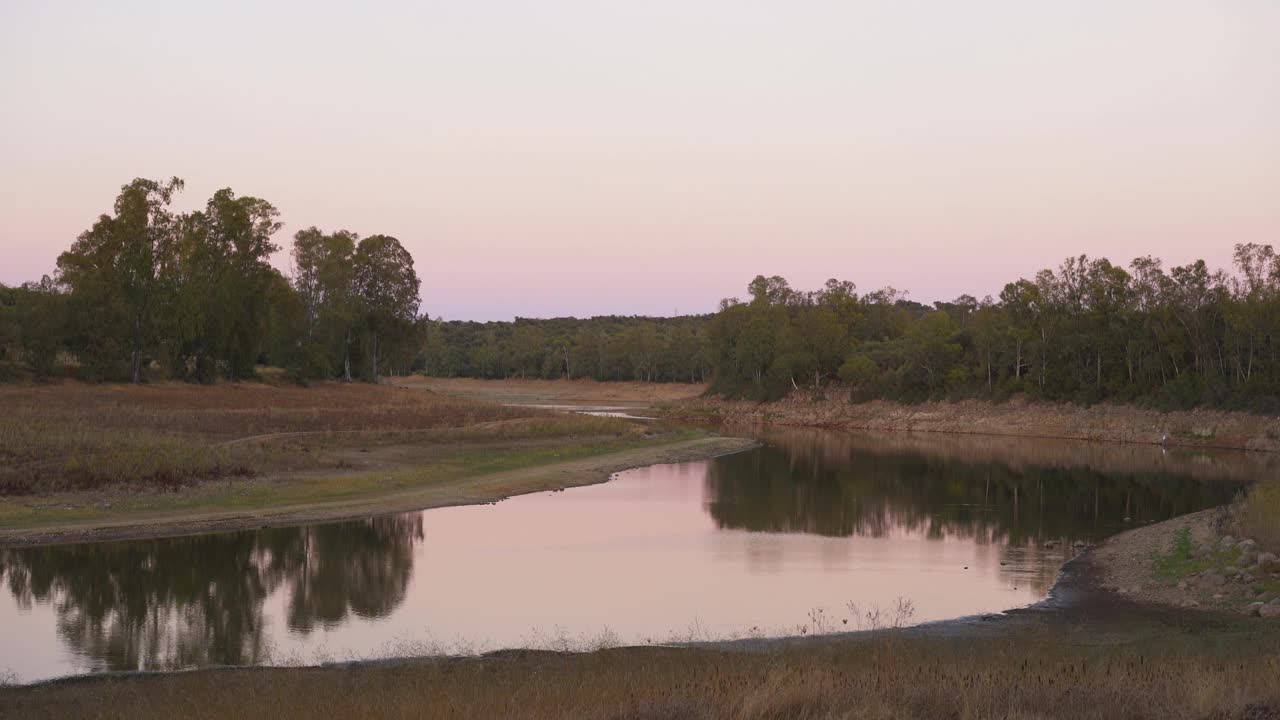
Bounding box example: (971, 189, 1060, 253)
(0, 436, 756, 548)
(671, 394, 1280, 453)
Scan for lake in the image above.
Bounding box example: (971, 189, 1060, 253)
(0, 429, 1257, 683)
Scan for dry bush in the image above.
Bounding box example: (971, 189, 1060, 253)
(1236, 478, 1280, 550)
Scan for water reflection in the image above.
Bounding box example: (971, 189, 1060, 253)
(0, 430, 1254, 682)
(707, 431, 1243, 545)
(0, 515, 421, 673)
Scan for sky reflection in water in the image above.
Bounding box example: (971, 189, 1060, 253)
(0, 430, 1252, 682)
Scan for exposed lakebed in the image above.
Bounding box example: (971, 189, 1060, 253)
(0, 429, 1257, 683)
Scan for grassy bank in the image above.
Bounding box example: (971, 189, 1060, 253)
(6, 620, 1278, 720)
(0, 381, 751, 544)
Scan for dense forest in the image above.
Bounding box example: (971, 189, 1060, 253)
(4, 178, 1279, 411)
(705, 248, 1280, 410)
(420, 316, 712, 383)
(419, 248, 1280, 411)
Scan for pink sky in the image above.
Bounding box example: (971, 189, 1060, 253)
(2, 2, 1277, 321)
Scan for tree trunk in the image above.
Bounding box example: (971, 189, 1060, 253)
(343, 329, 352, 382)
(131, 315, 143, 384)
(372, 331, 380, 382)
(1039, 327, 1047, 390)
(1247, 336, 1254, 380)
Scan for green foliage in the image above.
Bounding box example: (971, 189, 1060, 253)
(5, 178, 426, 385)
(354, 235, 421, 381)
(9, 178, 1280, 409)
(421, 315, 712, 383)
(701, 249, 1280, 409)
(1152, 528, 1197, 578)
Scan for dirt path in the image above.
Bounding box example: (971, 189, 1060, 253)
(400, 376, 706, 406)
(0, 436, 755, 547)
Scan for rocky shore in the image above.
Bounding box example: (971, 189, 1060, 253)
(1092, 508, 1280, 617)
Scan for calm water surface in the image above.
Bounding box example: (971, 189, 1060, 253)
(0, 430, 1256, 682)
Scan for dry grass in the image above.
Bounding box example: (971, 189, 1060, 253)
(5, 626, 1279, 720)
(0, 381, 639, 493)
(404, 376, 706, 405)
(1236, 478, 1280, 550)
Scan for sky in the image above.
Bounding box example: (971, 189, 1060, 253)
(1, 1, 1277, 321)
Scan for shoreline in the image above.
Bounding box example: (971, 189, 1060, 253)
(5, 516, 1242, 691)
(666, 394, 1280, 454)
(0, 435, 757, 548)
(1092, 506, 1280, 615)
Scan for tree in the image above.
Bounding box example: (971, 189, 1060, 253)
(353, 235, 421, 382)
(57, 177, 184, 382)
(0, 284, 16, 367)
(12, 277, 68, 377)
(161, 188, 282, 381)
(291, 228, 358, 380)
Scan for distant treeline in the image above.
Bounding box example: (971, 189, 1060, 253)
(705, 248, 1280, 410)
(5, 179, 1280, 411)
(0, 177, 423, 383)
(421, 316, 712, 383)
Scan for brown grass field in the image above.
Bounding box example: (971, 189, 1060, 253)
(0, 380, 540, 492)
(4, 619, 1279, 720)
(0, 380, 746, 543)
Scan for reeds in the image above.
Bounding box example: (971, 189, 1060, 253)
(5, 625, 1278, 719)
(1236, 478, 1280, 550)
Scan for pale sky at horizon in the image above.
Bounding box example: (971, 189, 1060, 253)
(2, 1, 1277, 321)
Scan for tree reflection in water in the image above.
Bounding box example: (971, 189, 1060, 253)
(705, 431, 1245, 545)
(0, 430, 1255, 678)
(0, 514, 422, 672)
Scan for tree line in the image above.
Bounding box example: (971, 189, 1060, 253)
(5, 178, 1278, 412)
(0, 177, 422, 383)
(420, 316, 712, 383)
(707, 247, 1280, 410)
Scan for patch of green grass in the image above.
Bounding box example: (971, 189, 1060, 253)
(1176, 429, 1216, 442)
(1152, 528, 1245, 579)
(1153, 528, 1199, 577)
